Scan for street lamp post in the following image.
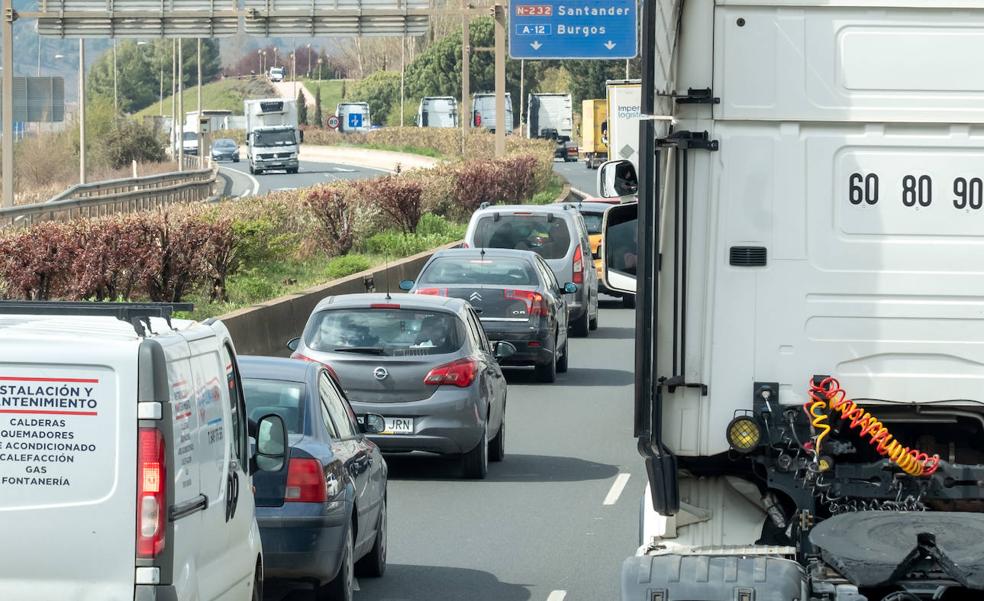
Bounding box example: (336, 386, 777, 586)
(259, 48, 265, 74)
(112, 39, 118, 112)
(317, 57, 323, 82)
(306, 44, 312, 77)
(273, 47, 278, 68)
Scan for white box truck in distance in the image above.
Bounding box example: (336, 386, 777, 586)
(418, 96, 458, 128)
(526, 93, 573, 140)
(244, 98, 300, 175)
(0, 301, 286, 601)
(472, 92, 514, 134)
(605, 80, 641, 165)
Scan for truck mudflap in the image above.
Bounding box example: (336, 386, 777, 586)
(809, 511, 984, 590)
(620, 554, 805, 601)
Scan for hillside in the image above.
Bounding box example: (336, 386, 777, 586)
(135, 77, 275, 118)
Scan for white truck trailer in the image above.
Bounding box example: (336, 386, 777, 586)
(471, 92, 513, 134)
(418, 96, 459, 128)
(243, 98, 300, 175)
(599, 1, 984, 600)
(526, 93, 573, 140)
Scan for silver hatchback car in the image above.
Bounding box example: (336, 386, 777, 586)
(287, 293, 514, 479)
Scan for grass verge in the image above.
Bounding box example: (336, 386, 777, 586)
(135, 78, 275, 118)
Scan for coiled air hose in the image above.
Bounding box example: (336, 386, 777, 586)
(805, 377, 940, 477)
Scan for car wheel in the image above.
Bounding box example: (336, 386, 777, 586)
(556, 338, 569, 373)
(489, 419, 505, 462)
(252, 568, 262, 601)
(570, 308, 590, 338)
(622, 294, 636, 309)
(589, 313, 599, 331)
(534, 346, 557, 383)
(355, 496, 386, 577)
(318, 525, 354, 601)
(462, 426, 489, 479)
(233, 157, 240, 163)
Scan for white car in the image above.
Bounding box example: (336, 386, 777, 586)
(0, 302, 287, 601)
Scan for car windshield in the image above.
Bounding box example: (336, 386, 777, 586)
(305, 308, 464, 356)
(473, 214, 572, 260)
(213, 139, 236, 148)
(579, 212, 604, 235)
(419, 257, 537, 286)
(254, 130, 296, 146)
(242, 378, 305, 435)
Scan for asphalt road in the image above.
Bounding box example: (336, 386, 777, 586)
(553, 159, 600, 198)
(217, 160, 387, 198)
(270, 300, 644, 601)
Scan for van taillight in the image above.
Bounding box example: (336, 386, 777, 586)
(573, 245, 584, 284)
(286, 458, 328, 503)
(136, 427, 166, 558)
(424, 357, 478, 388)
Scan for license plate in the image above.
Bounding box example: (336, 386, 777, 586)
(383, 417, 413, 435)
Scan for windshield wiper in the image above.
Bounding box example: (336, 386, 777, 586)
(332, 347, 386, 355)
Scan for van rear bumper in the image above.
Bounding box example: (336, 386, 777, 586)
(256, 500, 351, 584)
(135, 585, 178, 601)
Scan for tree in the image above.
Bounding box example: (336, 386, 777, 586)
(313, 86, 323, 127)
(345, 71, 401, 126)
(297, 88, 308, 125)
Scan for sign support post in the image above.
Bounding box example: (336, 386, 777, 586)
(494, 1, 505, 158)
(177, 39, 184, 171)
(1, 0, 14, 207)
(78, 40, 86, 185)
(460, 1, 470, 155)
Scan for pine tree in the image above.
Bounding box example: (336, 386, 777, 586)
(313, 86, 323, 127)
(297, 88, 308, 125)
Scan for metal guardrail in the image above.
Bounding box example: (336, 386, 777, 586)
(0, 166, 217, 228)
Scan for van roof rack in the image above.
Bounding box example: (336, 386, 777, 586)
(0, 301, 194, 337)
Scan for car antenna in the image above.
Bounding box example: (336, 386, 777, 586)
(384, 255, 392, 300)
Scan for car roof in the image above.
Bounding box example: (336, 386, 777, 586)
(573, 201, 616, 213)
(430, 248, 538, 261)
(0, 315, 204, 345)
(312, 292, 468, 314)
(238, 355, 315, 382)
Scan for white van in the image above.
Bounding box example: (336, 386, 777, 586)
(336, 102, 371, 133)
(0, 302, 287, 601)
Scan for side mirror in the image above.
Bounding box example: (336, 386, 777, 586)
(598, 159, 639, 198)
(254, 414, 287, 472)
(399, 279, 414, 291)
(493, 340, 517, 360)
(286, 337, 300, 352)
(358, 413, 386, 435)
(564, 282, 578, 294)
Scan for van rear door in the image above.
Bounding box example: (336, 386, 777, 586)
(0, 350, 137, 601)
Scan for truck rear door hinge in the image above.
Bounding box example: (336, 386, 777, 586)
(656, 130, 719, 152)
(671, 88, 720, 105)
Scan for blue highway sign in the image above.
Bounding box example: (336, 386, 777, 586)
(508, 0, 637, 60)
(348, 112, 364, 128)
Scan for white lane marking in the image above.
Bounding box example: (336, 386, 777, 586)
(330, 166, 356, 173)
(603, 472, 631, 506)
(219, 164, 260, 198)
(547, 591, 567, 601)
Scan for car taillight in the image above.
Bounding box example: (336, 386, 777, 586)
(136, 427, 166, 558)
(424, 357, 478, 388)
(291, 353, 341, 383)
(504, 289, 549, 317)
(286, 458, 328, 503)
(573, 245, 584, 284)
(416, 288, 448, 296)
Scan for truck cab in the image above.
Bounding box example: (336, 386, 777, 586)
(243, 98, 300, 175)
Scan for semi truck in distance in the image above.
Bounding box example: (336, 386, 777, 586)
(580, 99, 607, 170)
(600, 1, 984, 600)
(526, 93, 573, 141)
(605, 80, 641, 165)
(336, 102, 372, 133)
(243, 98, 300, 175)
(418, 96, 459, 128)
(471, 92, 514, 134)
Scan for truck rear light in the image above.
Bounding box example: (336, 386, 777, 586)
(416, 288, 448, 296)
(573, 245, 584, 284)
(504, 289, 548, 317)
(285, 458, 328, 503)
(424, 357, 478, 388)
(136, 427, 166, 558)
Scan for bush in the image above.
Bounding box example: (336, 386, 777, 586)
(415, 213, 466, 239)
(301, 127, 554, 161)
(303, 184, 360, 257)
(361, 176, 423, 233)
(362, 230, 454, 257)
(99, 119, 167, 169)
(326, 254, 371, 279)
(0, 221, 77, 299)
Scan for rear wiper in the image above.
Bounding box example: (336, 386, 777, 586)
(333, 347, 386, 355)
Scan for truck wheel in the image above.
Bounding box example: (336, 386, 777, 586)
(287, 167, 299, 174)
(248, 164, 254, 175)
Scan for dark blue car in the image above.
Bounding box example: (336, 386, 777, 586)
(240, 356, 388, 601)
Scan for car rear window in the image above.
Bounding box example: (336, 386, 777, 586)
(473, 214, 572, 260)
(305, 309, 464, 356)
(579, 211, 604, 235)
(419, 257, 537, 286)
(242, 379, 305, 435)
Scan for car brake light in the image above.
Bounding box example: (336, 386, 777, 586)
(416, 288, 448, 296)
(504, 289, 548, 317)
(573, 245, 584, 284)
(370, 303, 401, 309)
(290, 353, 341, 383)
(286, 458, 328, 503)
(136, 427, 166, 558)
(424, 357, 478, 388)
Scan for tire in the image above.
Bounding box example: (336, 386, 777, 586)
(317, 525, 354, 601)
(355, 496, 387, 578)
(233, 157, 240, 163)
(556, 338, 569, 373)
(622, 294, 636, 309)
(252, 568, 262, 601)
(248, 164, 254, 175)
(489, 419, 505, 462)
(462, 426, 489, 479)
(534, 347, 557, 383)
(589, 312, 599, 331)
(570, 308, 590, 338)
(287, 167, 299, 174)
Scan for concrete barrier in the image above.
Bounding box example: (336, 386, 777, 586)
(220, 241, 459, 357)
